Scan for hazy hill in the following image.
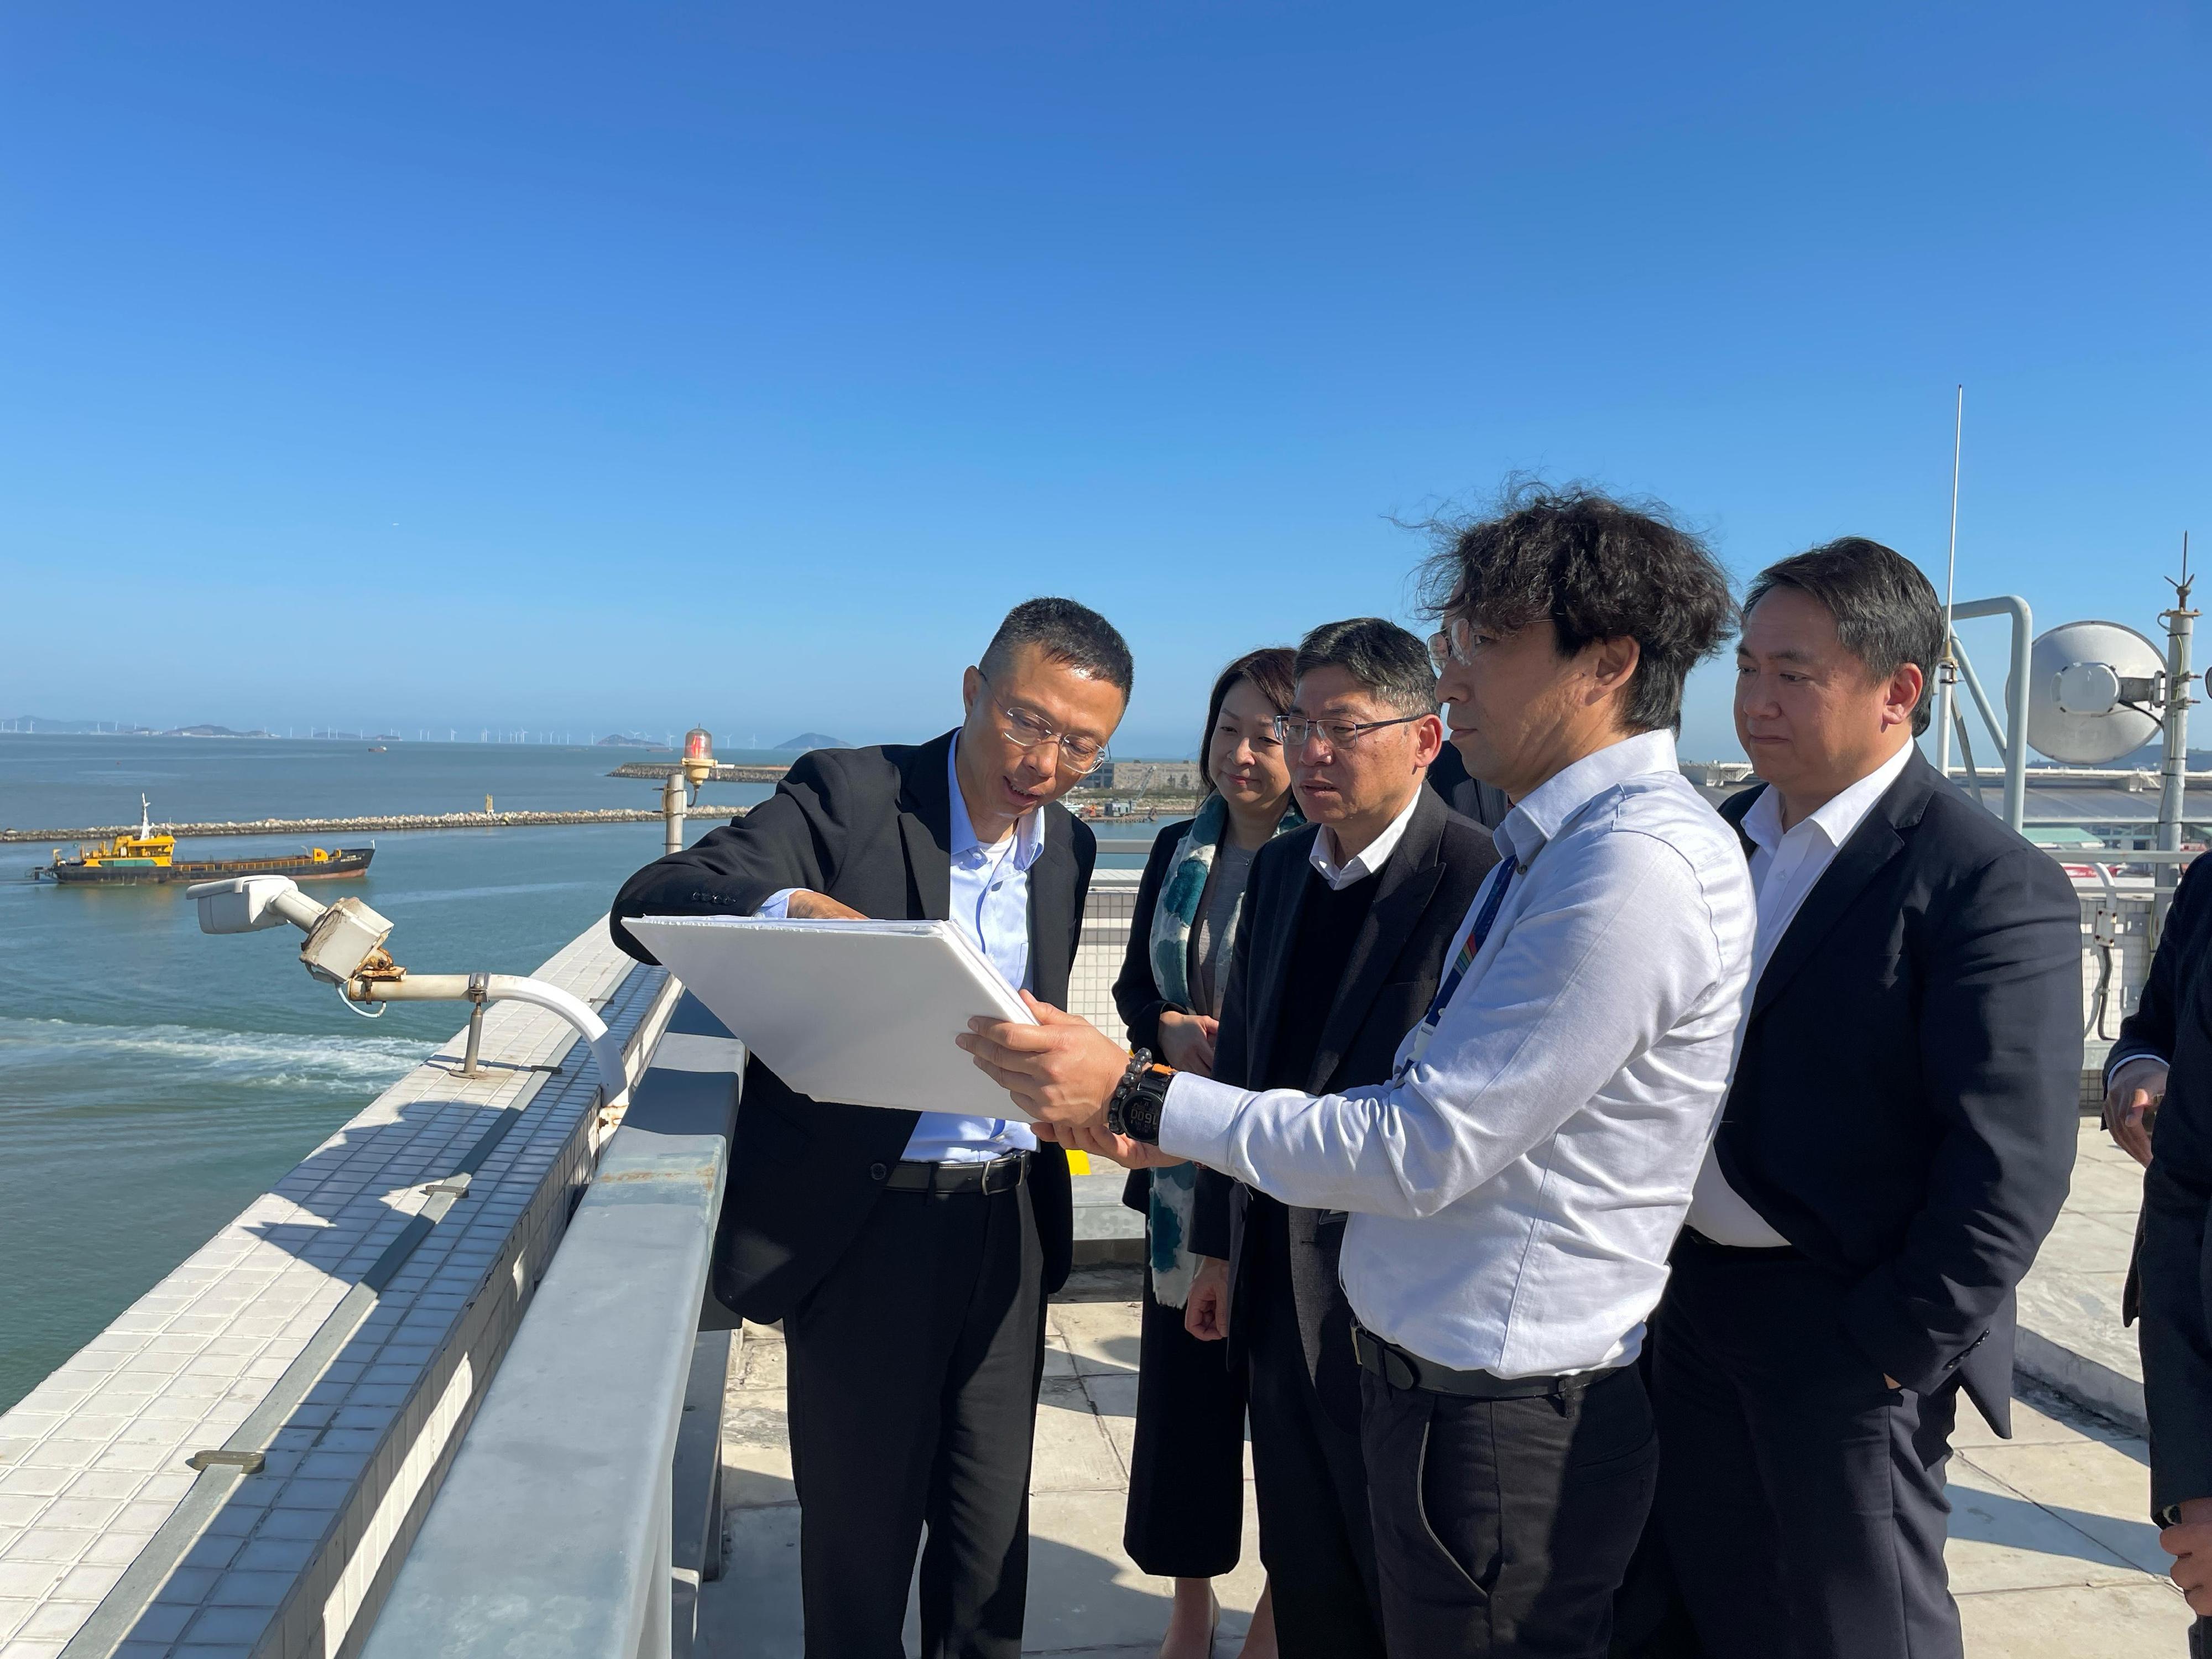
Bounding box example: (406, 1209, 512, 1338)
(594, 733, 661, 749)
(778, 732, 849, 750)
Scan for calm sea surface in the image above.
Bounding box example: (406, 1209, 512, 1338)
(0, 734, 784, 1411)
(0, 733, 1164, 1411)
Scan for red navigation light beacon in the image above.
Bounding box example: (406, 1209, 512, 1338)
(681, 726, 716, 796)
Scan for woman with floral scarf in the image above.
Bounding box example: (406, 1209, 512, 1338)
(1111, 646, 1302, 1659)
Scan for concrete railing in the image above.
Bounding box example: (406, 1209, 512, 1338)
(351, 878, 1142, 1658)
(358, 995, 745, 1659)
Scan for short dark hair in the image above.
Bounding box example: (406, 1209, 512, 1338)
(1415, 479, 1734, 733)
(1293, 617, 1438, 719)
(1744, 538, 1943, 735)
(1198, 646, 1298, 799)
(979, 597, 1134, 699)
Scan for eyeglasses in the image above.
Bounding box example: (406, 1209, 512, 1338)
(1427, 617, 1480, 674)
(977, 672, 1110, 774)
(1272, 712, 1428, 750)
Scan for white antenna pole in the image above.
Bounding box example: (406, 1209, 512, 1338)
(2156, 532, 2197, 938)
(1933, 385, 1964, 773)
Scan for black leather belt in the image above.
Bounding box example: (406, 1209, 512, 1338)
(883, 1152, 1029, 1196)
(1350, 1322, 1619, 1401)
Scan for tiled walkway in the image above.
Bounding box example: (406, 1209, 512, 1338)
(699, 1263, 2194, 1657)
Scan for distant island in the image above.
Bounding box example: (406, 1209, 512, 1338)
(594, 733, 662, 749)
(778, 732, 848, 750)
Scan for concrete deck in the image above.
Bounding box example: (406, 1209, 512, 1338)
(704, 1235, 2195, 1658)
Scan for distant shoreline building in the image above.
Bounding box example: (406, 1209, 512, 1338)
(1092, 759, 1202, 794)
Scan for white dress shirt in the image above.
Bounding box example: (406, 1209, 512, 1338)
(1307, 787, 1425, 891)
(1160, 729, 1755, 1377)
(758, 739, 1041, 1164)
(1685, 740, 1916, 1246)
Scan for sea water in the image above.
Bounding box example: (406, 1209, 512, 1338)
(0, 733, 1168, 1411)
(0, 735, 780, 1410)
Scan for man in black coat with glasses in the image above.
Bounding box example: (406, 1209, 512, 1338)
(609, 597, 1129, 1659)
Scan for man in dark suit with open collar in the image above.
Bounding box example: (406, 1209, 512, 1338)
(608, 598, 1129, 1659)
(1651, 540, 2083, 1659)
(2133, 862, 2212, 1652)
(1182, 618, 1498, 1658)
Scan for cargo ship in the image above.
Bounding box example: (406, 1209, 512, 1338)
(32, 795, 375, 885)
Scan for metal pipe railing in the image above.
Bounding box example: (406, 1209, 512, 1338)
(1946, 596, 2034, 833)
(348, 969, 629, 1098)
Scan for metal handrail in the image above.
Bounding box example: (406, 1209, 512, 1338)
(359, 1003, 742, 1659)
(1945, 596, 2034, 832)
(1090, 836, 1160, 855)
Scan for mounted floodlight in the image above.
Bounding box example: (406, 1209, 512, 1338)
(185, 875, 628, 1100)
(2021, 619, 2165, 767)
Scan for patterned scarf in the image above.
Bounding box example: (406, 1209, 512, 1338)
(1141, 790, 1303, 1307)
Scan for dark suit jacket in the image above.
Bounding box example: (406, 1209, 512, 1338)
(1425, 739, 1512, 830)
(607, 730, 1089, 1322)
(1192, 787, 1499, 1422)
(2137, 872, 2212, 1516)
(2112, 861, 2211, 1324)
(2111, 859, 2212, 1090)
(1714, 753, 2083, 1433)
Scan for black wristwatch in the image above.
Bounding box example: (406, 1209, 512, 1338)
(1107, 1061, 1176, 1144)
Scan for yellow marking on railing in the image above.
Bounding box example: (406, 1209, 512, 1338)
(1065, 1150, 1091, 1175)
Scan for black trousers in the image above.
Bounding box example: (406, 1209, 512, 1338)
(784, 1176, 1045, 1659)
(1125, 1269, 1246, 1578)
(1652, 1242, 1961, 1659)
(1360, 1361, 1658, 1657)
(1245, 1204, 1388, 1659)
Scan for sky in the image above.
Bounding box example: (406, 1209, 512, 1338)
(1, 3, 2205, 760)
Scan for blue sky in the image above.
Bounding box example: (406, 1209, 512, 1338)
(1, 3, 2205, 759)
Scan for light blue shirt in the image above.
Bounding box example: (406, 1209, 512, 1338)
(1160, 730, 1756, 1376)
(907, 739, 1042, 1162)
(758, 738, 1040, 1164)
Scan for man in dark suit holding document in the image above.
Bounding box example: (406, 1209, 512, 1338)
(609, 597, 1129, 1659)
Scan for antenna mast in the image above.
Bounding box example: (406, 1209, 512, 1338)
(1933, 386, 1964, 773)
(2156, 531, 2198, 937)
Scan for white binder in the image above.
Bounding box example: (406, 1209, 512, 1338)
(624, 915, 1039, 1118)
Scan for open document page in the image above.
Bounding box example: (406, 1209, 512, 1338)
(625, 915, 1040, 1118)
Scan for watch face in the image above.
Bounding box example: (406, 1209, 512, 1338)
(1129, 1073, 1169, 1142)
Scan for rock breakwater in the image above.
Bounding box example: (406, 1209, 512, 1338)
(0, 808, 747, 844)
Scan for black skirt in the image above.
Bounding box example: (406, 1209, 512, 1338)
(1122, 1261, 1248, 1578)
